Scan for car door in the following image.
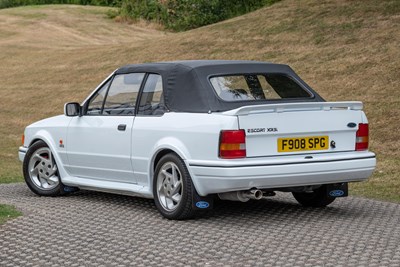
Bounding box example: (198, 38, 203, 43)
(65, 73, 145, 184)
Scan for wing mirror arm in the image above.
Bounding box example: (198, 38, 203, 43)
(64, 102, 82, 117)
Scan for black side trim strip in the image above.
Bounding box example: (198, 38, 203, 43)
(189, 155, 376, 168)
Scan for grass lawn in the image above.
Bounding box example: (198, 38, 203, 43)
(0, 204, 22, 225)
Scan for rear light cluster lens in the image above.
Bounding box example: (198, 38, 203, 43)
(219, 130, 246, 159)
(355, 123, 369, 151)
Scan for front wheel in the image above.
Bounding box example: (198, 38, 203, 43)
(23, 141, 64, 196)
(292, 185, 336, 207)
(153, 153, 197, 220)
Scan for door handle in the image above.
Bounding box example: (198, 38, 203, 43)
(117, 124, 127, 131)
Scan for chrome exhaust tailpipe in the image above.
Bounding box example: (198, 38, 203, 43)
(218, 189, 263, 202)
(243, 189, 263, 200)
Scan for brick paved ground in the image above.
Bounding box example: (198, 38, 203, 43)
(0, 183, 399, 266)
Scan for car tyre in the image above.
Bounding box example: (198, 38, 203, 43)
(23, 141, 65, 196)
(153, 153, 197, 220)
(292, 185, 336, 207)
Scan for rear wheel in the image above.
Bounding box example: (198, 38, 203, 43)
(153, 153, 197, 220)
(292, 185, 336, 207)
(23, 141, 64, 196)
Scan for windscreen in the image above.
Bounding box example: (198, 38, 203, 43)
(210, 74, 311, 102)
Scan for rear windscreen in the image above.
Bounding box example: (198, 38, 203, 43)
(210, 74, 312, 102)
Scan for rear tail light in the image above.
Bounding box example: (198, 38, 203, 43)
(355, 123, 369, 151)
(219, 130, 246, 159)
(22, 134, 25, 146)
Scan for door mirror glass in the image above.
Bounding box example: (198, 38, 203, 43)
(64, 102, 81, 117)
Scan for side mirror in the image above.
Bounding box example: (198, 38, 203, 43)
(64, 102, 81, 117)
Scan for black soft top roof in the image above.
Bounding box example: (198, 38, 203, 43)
(115, 60, 323, 113)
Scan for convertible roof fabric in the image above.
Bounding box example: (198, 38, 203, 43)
(115, 60, 324, 113)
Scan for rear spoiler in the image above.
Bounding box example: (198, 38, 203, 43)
(221, 101, 363, 116)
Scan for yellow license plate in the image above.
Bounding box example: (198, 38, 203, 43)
(278, 136, 329, 152)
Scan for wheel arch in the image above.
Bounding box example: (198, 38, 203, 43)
(150, 148, 183, 194)
(153, 149, 176, 172)
(29, 138, 45, 147)
(149, 137, 190, 172)
(148, 138, 200, 197)
(25, 130, 68, 180)
(27, 131, 57, 154)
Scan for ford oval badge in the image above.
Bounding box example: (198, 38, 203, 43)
(329, 190, 345, 197)
(196, 201, 210, 209)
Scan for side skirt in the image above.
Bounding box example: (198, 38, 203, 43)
(61, 176, 153, 199)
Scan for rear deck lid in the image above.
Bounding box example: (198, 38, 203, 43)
(223, 102, 363, 157)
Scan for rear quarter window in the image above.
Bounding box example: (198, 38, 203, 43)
(210, 74, 311, 102)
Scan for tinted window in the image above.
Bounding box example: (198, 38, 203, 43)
(210, 74, 311, 102)
(138, 74, 166, 116)
(102, 73, 145, 115)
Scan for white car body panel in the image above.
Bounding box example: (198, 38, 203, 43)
(131, 113, 238, 195)
(236, 103, 364, 157)
(222, 101, 363, 116)
(66, 116, 135, 183)
(188, 151, 375, 195)
(21, 115, 72, 180)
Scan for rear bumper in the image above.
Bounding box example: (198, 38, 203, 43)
(187, 152, 376, 196)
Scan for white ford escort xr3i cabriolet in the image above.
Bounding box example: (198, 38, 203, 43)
(19, 60, 376, 219)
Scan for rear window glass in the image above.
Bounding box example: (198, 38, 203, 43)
(210, 74, 311, 101)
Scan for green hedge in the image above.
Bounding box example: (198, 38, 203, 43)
(1, 0, 281, 31)
(118, 0, 281, 31)
(0, 0, 120, 9)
